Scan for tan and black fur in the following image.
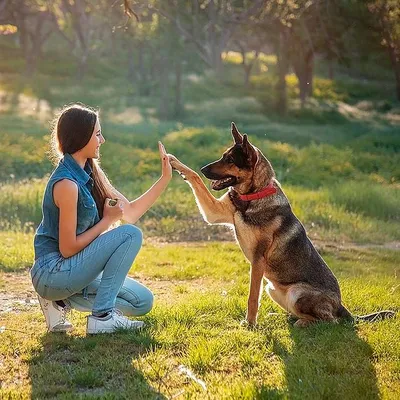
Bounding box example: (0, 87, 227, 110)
(168, 123, 395, 327)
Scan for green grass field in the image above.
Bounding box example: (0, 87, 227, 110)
(1, 239, 399, 399)
(1, 54, 399, 398)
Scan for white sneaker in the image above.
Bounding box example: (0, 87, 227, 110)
(86, 309, 145, 334)
(37, 295, 73, 333)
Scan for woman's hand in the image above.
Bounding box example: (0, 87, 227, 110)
(159, 141, 172, 180)
(167, 153, 198, 181)
(103, 198, 124, 224)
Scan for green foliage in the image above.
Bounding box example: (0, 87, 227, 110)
(0, 231, 35, 272)
(329, 181, 400, 221)
(0, 133, 51, 181)
(0, 104, 399, 243)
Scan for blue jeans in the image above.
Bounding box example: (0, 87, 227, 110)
(30, 224, 153, 316)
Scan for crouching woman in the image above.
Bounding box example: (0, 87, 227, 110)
(31, 103, 171, 334)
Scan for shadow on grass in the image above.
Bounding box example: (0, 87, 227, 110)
(258, 321, 379, 399)
(28, 328, 167, 399)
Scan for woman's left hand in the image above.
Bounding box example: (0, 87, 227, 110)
(159, 141, 172, 180)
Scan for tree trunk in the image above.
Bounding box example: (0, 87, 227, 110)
(25, 49, 38, 77)
(76, 51, 88, 81)
(137, 43, 150, 96)
(158, 55, 169, 119)
(127, 47, 136, 83)
(275, 29, 289, 115)
(395, 63, 400, 101)
(174, 59, 183, 118)
(62, 0, 90, 82)
(328, 59, 334, 80)
(244, 65, 252, 88)
(298, 71, 309, 107)
(293, 51, 314, 108)
(16, 17, 34, 77)
(25, 27, 48, 78)
(239, 46, 255, 89)
(307, 59, 313, 97)
(386, 41, 400, 101)
(211, 45, 223, 78)
(149, 47, 157, 95)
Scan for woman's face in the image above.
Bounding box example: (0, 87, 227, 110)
(85, 117, 105, 159)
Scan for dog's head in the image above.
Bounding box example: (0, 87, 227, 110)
(200, 123, 260, 192)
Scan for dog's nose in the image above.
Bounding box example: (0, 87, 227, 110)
(200, 165, 209, 175)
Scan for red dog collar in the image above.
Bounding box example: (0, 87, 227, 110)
(238, 181, 277, 201)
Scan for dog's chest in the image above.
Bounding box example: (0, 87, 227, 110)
(233, 213, 262, 264)
(233, 210, 283, 267)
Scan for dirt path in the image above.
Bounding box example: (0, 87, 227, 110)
(0, 272, 224, 315)
(1, 240, 398, 315)
(312, 239, 400, 251)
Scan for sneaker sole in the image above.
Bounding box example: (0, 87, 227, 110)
(50, 325, 74, 333)
(86, 323, 145, 335)
(86, 328, 118, 334)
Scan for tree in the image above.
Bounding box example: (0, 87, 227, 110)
(57, 0, 92, 80)
(232, 22, 267, 88)
(0, 0, 56, 77)
(285, 1, 348, 107)
(257, 1, 306, 114)
(150, 0, 265, 76)
(367, 0, 400, 100)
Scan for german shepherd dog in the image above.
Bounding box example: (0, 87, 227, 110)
(168, 123, 395, 327)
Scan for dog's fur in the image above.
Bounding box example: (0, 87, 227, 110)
(168, 123, 395, 327)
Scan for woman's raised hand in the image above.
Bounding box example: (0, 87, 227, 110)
(103, 198, 124, 224)
(159, 141, 172, 180)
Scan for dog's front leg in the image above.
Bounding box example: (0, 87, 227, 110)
(245, 263, 265, 325)
(168, 155, 234, 224)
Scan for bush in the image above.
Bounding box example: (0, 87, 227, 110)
(329, 181, 400, 222)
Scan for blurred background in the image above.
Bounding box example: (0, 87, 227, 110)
(0, 0, 399, 244)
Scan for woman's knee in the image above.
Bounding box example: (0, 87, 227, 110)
(140, 289, 154, 314)
(122, 283, 154, 316)
(116, 224, 143, 245)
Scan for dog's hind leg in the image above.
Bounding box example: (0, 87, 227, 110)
(294, 294, 339, 327)
(287, 288, 340, 327)
(265, 279, 290, 312)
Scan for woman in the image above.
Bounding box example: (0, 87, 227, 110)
(30, 103, 172, 334)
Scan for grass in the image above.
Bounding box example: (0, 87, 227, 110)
(1, 48, 400, 398)
(0, 241, 399, 399)
(1, 108, 399, 244)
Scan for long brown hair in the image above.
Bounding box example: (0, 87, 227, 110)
(49, 103, 113, 218)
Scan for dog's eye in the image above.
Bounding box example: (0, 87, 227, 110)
(225, 156, 234, 164)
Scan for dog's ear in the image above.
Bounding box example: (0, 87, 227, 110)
(231, 122, 243, 144)
(242, 134, 258, 165)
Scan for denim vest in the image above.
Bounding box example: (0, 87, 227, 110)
(34, 153, 100, 260)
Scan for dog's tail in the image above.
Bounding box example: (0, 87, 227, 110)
(355, 310, 396, 322)
(337, 305, 354, 321)
(338, 304, 395, 322)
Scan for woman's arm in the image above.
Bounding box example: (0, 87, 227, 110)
(111, 177, 169, 224)
(110, 142, 172, 224)
(54, 179, 122, 258)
